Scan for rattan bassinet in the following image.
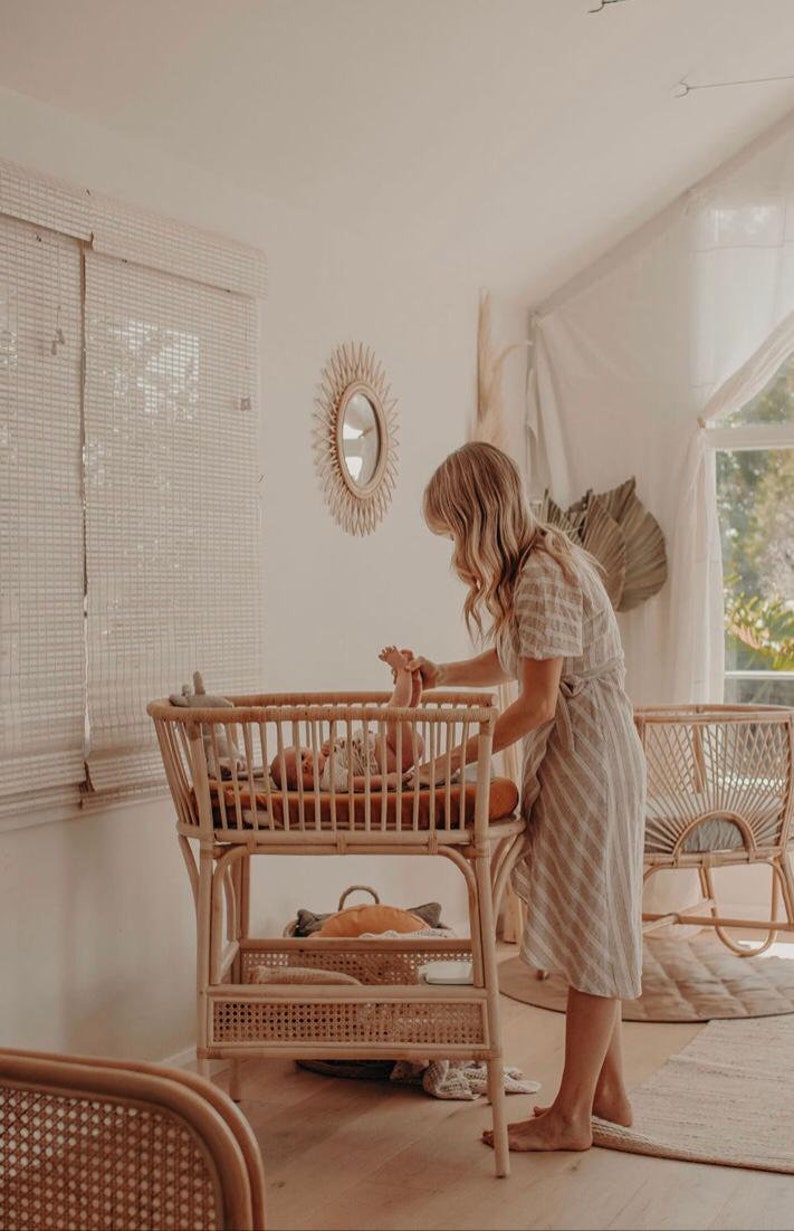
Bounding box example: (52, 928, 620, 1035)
(636, 704, 794, 955)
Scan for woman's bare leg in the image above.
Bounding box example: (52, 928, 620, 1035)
(530, 1000, 632, 1126)
(482, 988, 619, 1152)
(593, 1002, 632, 1124)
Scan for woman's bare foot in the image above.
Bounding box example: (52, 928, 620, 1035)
(532, 1087, 633, 1127)
(482, 1109, 592, 1153)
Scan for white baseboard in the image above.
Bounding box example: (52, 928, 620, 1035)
(160, 1043, 231, 1078)
(161, 1044, 197, 1069)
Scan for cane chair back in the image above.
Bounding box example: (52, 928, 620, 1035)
(0, 1048, 267, 1231)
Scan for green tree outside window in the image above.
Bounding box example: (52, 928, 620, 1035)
(716, 358, 794, 704)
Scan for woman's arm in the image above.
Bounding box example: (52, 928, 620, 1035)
(409, 655, 563, 784)
(405, 647, 510, 689)
(488, 656, 561, 754)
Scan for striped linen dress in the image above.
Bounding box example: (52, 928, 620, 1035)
(497, 548, 646, 1000)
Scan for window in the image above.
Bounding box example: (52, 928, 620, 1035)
(0, 160, 266, 827)
(709, 356, 794, 706)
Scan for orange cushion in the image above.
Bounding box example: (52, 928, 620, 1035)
(210, 777, 519, 830)
(315, 905, 427, 937)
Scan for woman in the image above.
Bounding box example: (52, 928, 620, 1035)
(405, 442, 646, 1153)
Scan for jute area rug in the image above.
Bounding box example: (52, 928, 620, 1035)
(591, 1015, 794, 1173)
(499, 934, 794, 1022)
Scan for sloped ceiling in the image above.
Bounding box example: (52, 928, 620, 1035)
(3, 0, 794, 299)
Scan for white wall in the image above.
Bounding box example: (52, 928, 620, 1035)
(0, 86, 507, 1060)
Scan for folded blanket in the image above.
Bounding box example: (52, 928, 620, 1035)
(390, 1059, 541, 1101)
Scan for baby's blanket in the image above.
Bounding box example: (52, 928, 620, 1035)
(390, 1059, 540, 1101)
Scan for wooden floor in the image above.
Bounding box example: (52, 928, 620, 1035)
(208, 949, 794, 1231)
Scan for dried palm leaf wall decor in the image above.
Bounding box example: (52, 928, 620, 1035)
(543, 478, 666, 611)
(538, 492, 582, 544)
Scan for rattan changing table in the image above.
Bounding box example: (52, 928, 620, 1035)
(148, 690, 525, 1177)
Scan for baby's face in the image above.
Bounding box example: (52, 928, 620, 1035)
(273, 746, 327, 790)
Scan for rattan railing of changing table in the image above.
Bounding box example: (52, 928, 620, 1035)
(147, 691, 519, 846)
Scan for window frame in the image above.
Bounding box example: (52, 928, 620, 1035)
(705, 419, 794, 702)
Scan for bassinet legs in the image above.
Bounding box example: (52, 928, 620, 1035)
(643, 850, 794, 955)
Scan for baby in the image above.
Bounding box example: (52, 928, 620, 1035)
(270, 647, 424, 791)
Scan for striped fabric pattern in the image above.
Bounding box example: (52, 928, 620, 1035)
(499, 549, 646, 1000)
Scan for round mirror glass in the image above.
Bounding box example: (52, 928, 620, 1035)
(341, 392, 381, 487)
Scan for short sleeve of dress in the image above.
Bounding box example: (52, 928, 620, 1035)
(513, 553, 584, 660)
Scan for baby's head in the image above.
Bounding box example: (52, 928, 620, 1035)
(270, 745, 327, 790)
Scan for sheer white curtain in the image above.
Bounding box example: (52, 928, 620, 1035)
(493, 115, 794, 928)
(670, 128, 794, 700)
(502, 114, 794, 706)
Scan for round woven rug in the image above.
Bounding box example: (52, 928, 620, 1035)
(499, 933, 794, 1022)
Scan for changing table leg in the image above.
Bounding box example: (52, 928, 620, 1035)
(474, 848, 510, 1177)
(228, 1058, 243, 1102)
(196, 847, 214, 1082)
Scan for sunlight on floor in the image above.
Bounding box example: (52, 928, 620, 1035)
(738, 939, 794, 959)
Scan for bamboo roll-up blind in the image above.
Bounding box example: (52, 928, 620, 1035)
(83, 251, 263, 797)
(0, 215, 86, 821)
(90, 193, 267, 298)
(0, 158, 91, 242)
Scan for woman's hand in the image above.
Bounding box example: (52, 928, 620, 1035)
(402, 761, 449, 788)
(402, 655, 442, 690)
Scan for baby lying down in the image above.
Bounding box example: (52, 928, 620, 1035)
(271, 647, 425, 792)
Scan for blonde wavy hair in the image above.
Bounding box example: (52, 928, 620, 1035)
(423, 442, 589, 642)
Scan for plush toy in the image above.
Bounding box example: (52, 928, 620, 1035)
(169, 671, 245, 777)
(315, 904, 428, 937)
(291, 900, 444, 937)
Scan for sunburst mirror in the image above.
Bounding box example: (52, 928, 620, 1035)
(313, 342, 399, 536)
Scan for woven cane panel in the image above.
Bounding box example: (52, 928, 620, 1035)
(211, 998, 485, 1046)
(240, 945, 470, 986)
(0, 1085, 220, 1231)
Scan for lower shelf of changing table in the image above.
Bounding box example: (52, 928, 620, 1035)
(205, 983, 491, 1057)
(203, 935, 493, 1058)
